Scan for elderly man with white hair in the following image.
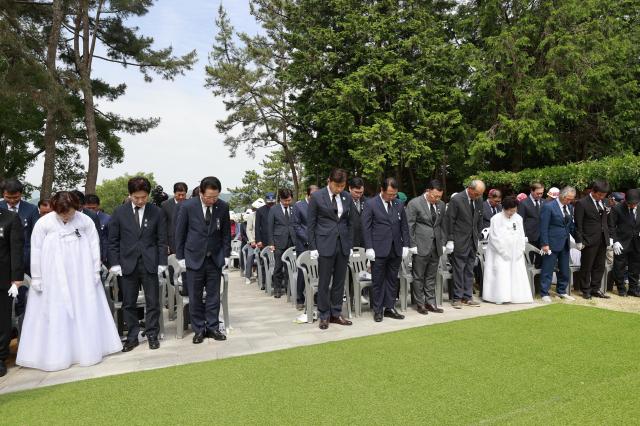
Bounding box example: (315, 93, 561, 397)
(244, 198, 264, 284)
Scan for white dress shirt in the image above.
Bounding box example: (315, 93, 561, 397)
(327, 186, 343, 217)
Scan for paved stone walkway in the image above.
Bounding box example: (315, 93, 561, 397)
(0, 270, 541, 394)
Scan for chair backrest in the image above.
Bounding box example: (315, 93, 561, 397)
(260, 247, 272, 270)
(167, 254, 183, 286)
(524, 243, 542, 270)
(297, 250, 319, 282)
(231, 239, 242, 254)
(438, 253, 452, 274)
(282, 246, 297, 269)
(400, 254, 412, 277)
(349, 247, 368, 279)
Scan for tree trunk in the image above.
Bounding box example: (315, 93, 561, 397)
(40, 0, 64, 198)
(282, 143, 300, 201)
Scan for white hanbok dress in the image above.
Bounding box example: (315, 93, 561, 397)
(482, 212, 533, 304)
(17, 211, 121, 371)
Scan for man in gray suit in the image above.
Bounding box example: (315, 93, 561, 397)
(406, 179, 446, 315)
(268, 188, 297, 298)
(161, 182, 188, 254)
(444, 179, 485, 308)
(482, 189, 503, 229)
(292, 185, 318, 309)
(307, 169, 353, 330)
(348, 177, 366, 248)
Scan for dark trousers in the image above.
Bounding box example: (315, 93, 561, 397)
(540, 247, 570, 296)
(273, 242, 293, 293)
(451, 244, 477, 300)
(244, 247, 255, 279)
(317, 241, 348, 320)
(296, 267, 306, 304)
(411, 244, 439, 306)
(0, 290, 12, 361)
(372, 250, 402, 313)
(121, 257, 160, 342)
(186, 256, 222, 334)
(613, 247, 640, 294)
(579, 236, 607, 294)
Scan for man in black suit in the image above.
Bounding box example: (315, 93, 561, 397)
(609, 189, 640, 297)
(292, 185, 318, 309)
(308, 168, 353, 330)
(254, 192, 275, 289)
(348, 177, 366, 248)
(575, 180, 612, 299)
(85, 194, 111, 265)
(161, 182, 188, 254)
(108, 176, 168, 352)
(0, 207, 24, 377)
(175, 176, 231, 344)
(482, 189, 503, 229)
(444, 179, 485, 308)
(268, 188, 297, 298)
(363, 177, 410, 322)
(518, 182, 545, 245)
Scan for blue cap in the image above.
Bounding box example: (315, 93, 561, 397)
(265, 192, 276, 202)
(611, 192, 625, 203)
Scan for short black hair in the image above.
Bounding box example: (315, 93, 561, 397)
(199, 176, 221, 193)
(173, 182, 188, 193)
(381, 177, 398, 191)
(328, 168, 348, 184)
(530, 182, 544, 192)
(591, 180, 610, 194)
(1, 179, 24, 194)
(426, 179, 443, 191)
(349, 177, 364, 189)
(502, 195, 518, 210)
(71, 189, 86, 205)
(192, 187, 200, 197)
(85, 194, 100, 205)
(38, 198, 50, 208)
(306, 185, 318, 196)
(278, 188, 293, 200)
(128, 176, 152, 194)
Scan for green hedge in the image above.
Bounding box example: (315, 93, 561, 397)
(470, 154, 640, 193)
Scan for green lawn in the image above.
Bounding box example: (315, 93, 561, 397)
(1, 304, 638, 425)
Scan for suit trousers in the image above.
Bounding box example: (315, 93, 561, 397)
(244, 247, 255, 279)
(411, 244, 439, 306)
(579, 236, 607, 294)
(186, 256, 222, 334)
(451, 244, 477, 301)
(372, 249, 401, 313)
(613, 248, 640, 294)
(296, 266, 306, 304)
(273, 243, 293, 293)
(540, 247, 570, 296)
(121, 257, 160, 342)
(317, 240, 348, 320)
(0, 290, 12, 361)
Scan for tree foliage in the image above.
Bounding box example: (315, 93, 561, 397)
(95, 172, 157, 215)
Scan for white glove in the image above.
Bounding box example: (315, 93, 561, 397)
(224, 257, 230, 268)
(158, 265, 167, 275)
(609, 238, 613, 248)
(409, 246, 418, 255)
(445, 241, 454, 254)
(109, 265, 123, 276)
(576, 243, 584, 251)
(365, 249, 376, 262)
(613, 242, 623, 256)
(30, 278, 43, 292)
(524, 237, 528, 243)
(402, 247, 409, 258)
(310, 250, 319, 260)
(481, 228, 489, 240)
(350, 249, 354, 257)
(177, 259, 186, 269)
(8, 283, 18, 298)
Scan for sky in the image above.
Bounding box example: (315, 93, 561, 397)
(25, 0, 269, 193)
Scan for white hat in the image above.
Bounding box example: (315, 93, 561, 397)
(251, 198, 265, 209)
(547, 187, 560, 199)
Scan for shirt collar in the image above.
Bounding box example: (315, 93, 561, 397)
(557, 198, 565, 210)
(132, 202, 145, 211)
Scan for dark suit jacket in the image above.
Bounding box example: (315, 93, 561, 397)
(482, 200, 503, 229)
(267, 204, 297, 249)
(292, 200, 310, 253)
(349, 197, 365, 248)
(107, 202, 168, 275)
(517, 196, 542, 244)
(175, 197, 231, 270)
(0, 208, 24, 289)
(406, 195, 445, 256)
(0, 199, 39, 269)
(161, 198, 180, 253)
(539, 200, 575, 252)
(307, 188, 353, 257)
(254, 204, 272, 245)
(574, 195, 610, 247)
(362, 195, 410, 258)
(608, 202, 640, 251)
(444, 191, 483, 253)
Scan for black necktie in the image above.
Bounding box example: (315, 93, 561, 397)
(284, 206, 290, 222)
(631, 208, 636, 224)
(134, 206, 141, 229)
(355, 200, 361, 214)
(205, 206, 211, 225)
(387, 201, 392, 214)
(535, 200, 540, 212)
(563, 205, 570, 224)
(331, 194, 338, 216)
(470, 199, 475, 217)
(430, 203, 437, 225)
(492, 206, 497, 215)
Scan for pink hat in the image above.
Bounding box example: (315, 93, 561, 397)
(516, 193, 528, 202)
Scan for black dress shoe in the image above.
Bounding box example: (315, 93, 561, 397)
(373, 312, 383, 322)
(591, 291, 610, 299)
(0, 360, 7, 377)
(319, 319, 329, 330)
(148, 338, 160, 350)
(384, 308, 405, 320)
(122, 340, 139, 352)
(274, 291, 282, 299)
(426, 303, 444, 313)
(582, 292, 592, 300)
(192, 332, 205, 344)
(206, 329, 227, 341)
(329, 316, 352, 326)
(416, 304, 429, 315)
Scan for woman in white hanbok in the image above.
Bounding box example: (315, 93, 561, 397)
(17, 191, 121, 371)
(482, 196, 533, 304)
